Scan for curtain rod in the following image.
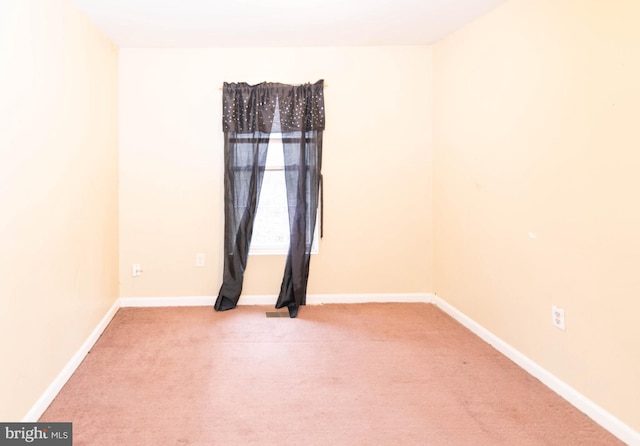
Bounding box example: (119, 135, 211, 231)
(218, 83, 328, 91)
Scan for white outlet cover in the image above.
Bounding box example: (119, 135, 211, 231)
(552, 305, 566, 331)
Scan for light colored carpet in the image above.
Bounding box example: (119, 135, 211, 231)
(40, 303, 623, 445)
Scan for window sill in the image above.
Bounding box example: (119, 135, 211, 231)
(249, 246, 319, 256)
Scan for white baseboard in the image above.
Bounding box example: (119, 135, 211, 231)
(431, 294, 640, 446)
(241, 293, 434, 305)
(119, 296, 215, 307)
(120, 293, 435, 307)
(307, 293, 434, 304)
(22, 299, 121, 422)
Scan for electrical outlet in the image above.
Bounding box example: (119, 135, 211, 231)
(132, 263, 142, 277)
(552, 305, 565, 331)
(196, 253, 205, 267)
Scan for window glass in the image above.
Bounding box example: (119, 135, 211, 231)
(250, 135, 319, 255)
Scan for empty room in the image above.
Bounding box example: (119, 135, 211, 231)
(1, 0, 639, 444)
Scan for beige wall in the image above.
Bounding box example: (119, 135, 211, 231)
(0, 0, 118, 420)
(119, 47, 433, 298)
(433, 0, 640, 432)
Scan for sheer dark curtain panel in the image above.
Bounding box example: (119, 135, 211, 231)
(215, 80, 325, 317)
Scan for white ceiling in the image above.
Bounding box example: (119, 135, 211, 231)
(71, 0, 508, 48)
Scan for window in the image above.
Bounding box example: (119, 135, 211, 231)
(250, 134, 319, 255)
